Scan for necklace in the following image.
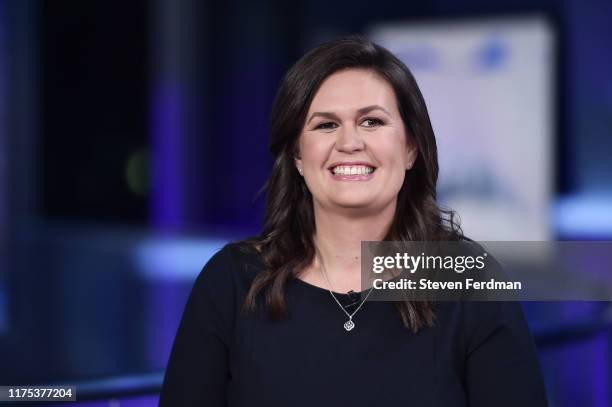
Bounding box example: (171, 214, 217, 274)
(316, 251, 374, 332)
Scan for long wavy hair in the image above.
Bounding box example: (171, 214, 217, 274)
(240, 34, 462, 333)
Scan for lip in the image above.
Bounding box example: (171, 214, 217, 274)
(327, 161, 377, 182)
(330, 172, 375, 181)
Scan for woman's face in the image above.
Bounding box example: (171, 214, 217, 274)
(296, 68, 417, 214)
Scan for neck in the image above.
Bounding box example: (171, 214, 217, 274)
(311, 201, 396, 286)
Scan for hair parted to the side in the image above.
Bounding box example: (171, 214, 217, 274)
(239, 34, 463, 333)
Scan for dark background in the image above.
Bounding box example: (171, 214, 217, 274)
(1, 0, 611, 405)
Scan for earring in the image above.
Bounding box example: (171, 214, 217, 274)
(298, 167, 303, 176)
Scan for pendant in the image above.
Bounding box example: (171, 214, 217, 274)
(344, 319, 355, 331)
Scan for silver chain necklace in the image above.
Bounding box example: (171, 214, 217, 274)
(316, 252, 374, 332)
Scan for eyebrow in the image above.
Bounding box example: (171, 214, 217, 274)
(306, 105, 391, 125)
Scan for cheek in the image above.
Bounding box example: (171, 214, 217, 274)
(300, 138, 329, 165)
(378, 134, 408, 167)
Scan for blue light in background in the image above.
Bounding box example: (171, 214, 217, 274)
(476, 34, 509, 71)
(134, 236, 229, 281)
(151, 83, 184, 230)
(555, 195, 612, 238)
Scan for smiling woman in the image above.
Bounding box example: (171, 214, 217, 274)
(296, 69, 416, 215)
(159, 35, 549, 406)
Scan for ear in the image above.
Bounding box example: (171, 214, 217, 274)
(294, 150, 304, 176)
(405, 139, 418, 170)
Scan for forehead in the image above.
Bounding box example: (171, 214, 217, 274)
(307, 68, 398, 114)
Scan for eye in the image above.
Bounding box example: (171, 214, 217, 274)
(361, 117, 384, 127)
(314, 122, 338, 130)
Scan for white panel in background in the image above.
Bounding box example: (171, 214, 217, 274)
(370, 16, 555, 240)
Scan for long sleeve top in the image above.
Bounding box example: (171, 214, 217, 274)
(159, 241, 548, 406)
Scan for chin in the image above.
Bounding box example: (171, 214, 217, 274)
(330, 198, 379, 209)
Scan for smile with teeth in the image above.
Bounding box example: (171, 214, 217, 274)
(331, 165, 375, 176)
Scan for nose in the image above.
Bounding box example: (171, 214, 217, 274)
(335, 125, 365, 153)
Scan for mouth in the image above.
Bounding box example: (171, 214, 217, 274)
(328, 164, 377, 181)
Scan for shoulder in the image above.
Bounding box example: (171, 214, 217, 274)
(444, 300, 536, 359)
(192, 238, 265, 297)
(462, 301, 530, 336)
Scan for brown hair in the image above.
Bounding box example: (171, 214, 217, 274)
(240, 34, 462, 333)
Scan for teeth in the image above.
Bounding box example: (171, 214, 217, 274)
(332, 165, 374, 175)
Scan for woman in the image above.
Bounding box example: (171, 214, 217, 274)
(159, 35, 548, 406)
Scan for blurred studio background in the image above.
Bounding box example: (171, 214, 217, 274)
(1, 0, 612, 406)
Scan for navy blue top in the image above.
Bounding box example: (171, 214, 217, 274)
(159, 241, 548, 406)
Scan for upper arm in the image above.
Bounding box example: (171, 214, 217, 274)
(464, 301, 548, 406)
(159, 245, 236, 407)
